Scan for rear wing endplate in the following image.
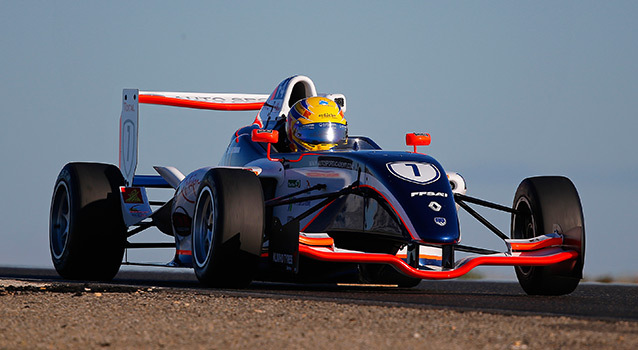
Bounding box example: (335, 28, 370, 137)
(119, 89, 268, 185)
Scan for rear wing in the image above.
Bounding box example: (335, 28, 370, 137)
(119, 89, 268, 185)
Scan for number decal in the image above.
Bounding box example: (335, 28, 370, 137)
(405, 163, 421, 177)
(386, 162, 440, 185)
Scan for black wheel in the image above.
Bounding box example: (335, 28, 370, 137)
(49, 162, 126, 281)
(192, 168, 264, 287)
(511, 176, 585, 295)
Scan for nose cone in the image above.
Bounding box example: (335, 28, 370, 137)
(367, 154, 461, 244)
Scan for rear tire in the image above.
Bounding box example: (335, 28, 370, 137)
(192, 168, 264, 287)
(511, 176, 585, 295)
(49, 163, 126, 281)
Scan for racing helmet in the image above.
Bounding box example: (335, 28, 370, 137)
(286, 97, 348, 152)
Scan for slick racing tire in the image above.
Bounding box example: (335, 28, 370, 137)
(511, 176, 585, 295)
(192, 168, 264, 288)
(49, 163, 126, 281)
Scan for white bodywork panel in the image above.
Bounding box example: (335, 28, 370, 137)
(153, 166, 186, 189)
(257, 75, 318, 122)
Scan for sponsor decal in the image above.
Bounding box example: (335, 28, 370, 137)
(122, 187, 144, 204)
(129, 205, 145, 213)
(178, 176, 200, 204)
(411, 191, 448, 198)
(434, 217, 447, 226)
(303, 171, 341, 178)
(288, 179, 301, 188)
(272, 252, 294, 265)
(298, 200, 310, 207)
(319, 100, 329, 106)
(429, 201, 442, 212)
(128, 205, 150, 217)
(120, 186, 151, 224)
(318, 156, 353, 170)
(167, 96, 265, 103)
(287, 200, 310, 213)
(387, 162, 440, 185)
(123, 102, 136, 112)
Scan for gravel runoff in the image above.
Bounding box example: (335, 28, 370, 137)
(1, 279, 636, 350)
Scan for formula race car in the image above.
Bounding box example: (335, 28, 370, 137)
(49, 75, 585, 295)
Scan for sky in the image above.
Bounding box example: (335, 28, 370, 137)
(1, 1, 636, 280)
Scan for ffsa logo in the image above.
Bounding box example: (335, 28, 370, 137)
(386, 162, 440, 185)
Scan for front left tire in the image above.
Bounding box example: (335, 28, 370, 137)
(192, 168, 264, 287)
(511, 176, 585, 295)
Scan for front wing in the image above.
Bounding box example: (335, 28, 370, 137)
(297, 233, 577, 280)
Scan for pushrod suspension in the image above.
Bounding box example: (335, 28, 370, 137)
(454, 195, 511, 241)
(454, 193, 520, 214)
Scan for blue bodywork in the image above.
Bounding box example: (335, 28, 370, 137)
(221, 124, 460, 246)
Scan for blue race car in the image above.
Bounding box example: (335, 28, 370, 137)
(50, 75, 585, 295)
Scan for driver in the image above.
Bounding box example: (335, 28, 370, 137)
(285, 96, 348, 152)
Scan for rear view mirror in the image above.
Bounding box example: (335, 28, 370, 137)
(251, 129, 280, 162)
(406, 133, 431, 153)
(251, 129, 279, 144)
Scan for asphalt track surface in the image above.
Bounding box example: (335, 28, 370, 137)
(2, 266, 636, 322)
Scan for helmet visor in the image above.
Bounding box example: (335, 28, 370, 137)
(293, 122, 348, 145)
